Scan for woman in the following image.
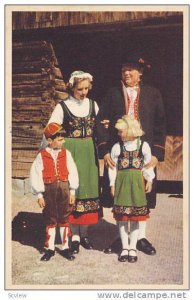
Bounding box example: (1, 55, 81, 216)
(47, 70, 101, 254)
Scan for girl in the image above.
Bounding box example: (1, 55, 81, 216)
(109, 115, 155, 262)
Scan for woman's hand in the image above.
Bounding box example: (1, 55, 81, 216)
(38, 198, 45, 208)
(145, 182, 152, 193)
(104, 153, 116, 169)
(110, 186, 115, 197)
(144, 155, 158, 169)
(69, 194, 76, 205)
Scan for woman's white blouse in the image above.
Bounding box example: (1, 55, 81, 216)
(48, 96, 99, 124)
(109, 139, 155, 186)
(30, 147, 79, 199)
(39, 97, 99, 149)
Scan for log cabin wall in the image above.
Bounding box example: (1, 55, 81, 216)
(12, 11, 182, 30)
(157, 136, 183, 181)
(12, 11, 184, 184)
(12, 41, 68, 178)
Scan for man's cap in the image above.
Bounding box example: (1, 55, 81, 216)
(122, 55, 151, 72)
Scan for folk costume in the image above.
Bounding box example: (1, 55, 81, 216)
(48, 96, 101, 225)
(98, 81, 166, 209)
(48, 89, 102, 252)
(109, 138, 155, 222)
(109, 138, 155, 262)
(30, 143, 79, 260)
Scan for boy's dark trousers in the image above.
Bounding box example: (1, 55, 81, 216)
(43, 181, 73, 226)
(42, 181, 73, 250)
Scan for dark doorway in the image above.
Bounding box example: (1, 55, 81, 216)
(52, 25, 183, 136)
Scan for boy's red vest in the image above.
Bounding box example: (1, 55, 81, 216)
(40, 149, 69, 184)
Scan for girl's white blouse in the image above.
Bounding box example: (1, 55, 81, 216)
(109, 139, 155, 186)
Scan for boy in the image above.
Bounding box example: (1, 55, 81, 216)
(30, 122, 79, 261)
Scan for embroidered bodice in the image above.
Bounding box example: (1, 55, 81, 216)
(118, 139, 144, 170)
(60, 99, 96, 138)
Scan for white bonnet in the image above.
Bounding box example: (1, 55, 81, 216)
(69, 71, 93, 86)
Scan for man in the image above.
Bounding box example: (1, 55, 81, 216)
(97, 56, 166, 255)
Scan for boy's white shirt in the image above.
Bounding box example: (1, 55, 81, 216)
(30, 147, 79, 199)
(109, 139, 155, 186)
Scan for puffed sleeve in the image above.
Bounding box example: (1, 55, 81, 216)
(66, 150, 79, 195)
(94, 101, 99, 116)
(142, 142, 155, 182)
(108, 143, 120, 186)
(30, 153, 45, 198)
(47, 103, 64, 125)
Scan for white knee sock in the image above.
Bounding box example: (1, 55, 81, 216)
(70, 224, 80, 242)
(45, 226, 56, 251)
(80, 225, 89, 238)
(60, 226, 70, 250)
(118, 221, 129, 255)
(129, 221, 139, 256)
(138, 221, 146, 240)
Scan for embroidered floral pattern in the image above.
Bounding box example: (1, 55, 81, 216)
(118, 145, 144, 171)
(68, 117, 95, 138)
(132, 158, 141, 168)
(112, 205, 148, 216)
(73, 199, 100, 213)
(121, 158, 129, 168)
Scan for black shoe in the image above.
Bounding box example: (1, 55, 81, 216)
(118, 249, 128, 262)
(103, 237, 121, 254)
(128, 249, 138, 263)
(137, 238, 156, 255)
(80, 237, 93, 250)
(61, 249, 75, 261)
(104, 246, 114, 254)
(40, 249, 55, 261)
(71, 241, 80, 254)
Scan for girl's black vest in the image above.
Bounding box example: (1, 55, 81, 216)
(118, 139, 144, 171)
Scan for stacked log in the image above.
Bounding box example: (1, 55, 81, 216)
(157, 136, 183, 181)
(12, 41, 68, 178)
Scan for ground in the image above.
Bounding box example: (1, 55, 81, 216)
(9, 191, 184, 289)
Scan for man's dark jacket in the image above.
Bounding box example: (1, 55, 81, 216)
(96, 82, 166, 209)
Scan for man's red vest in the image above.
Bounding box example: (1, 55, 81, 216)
(40, 149, 69, 184)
